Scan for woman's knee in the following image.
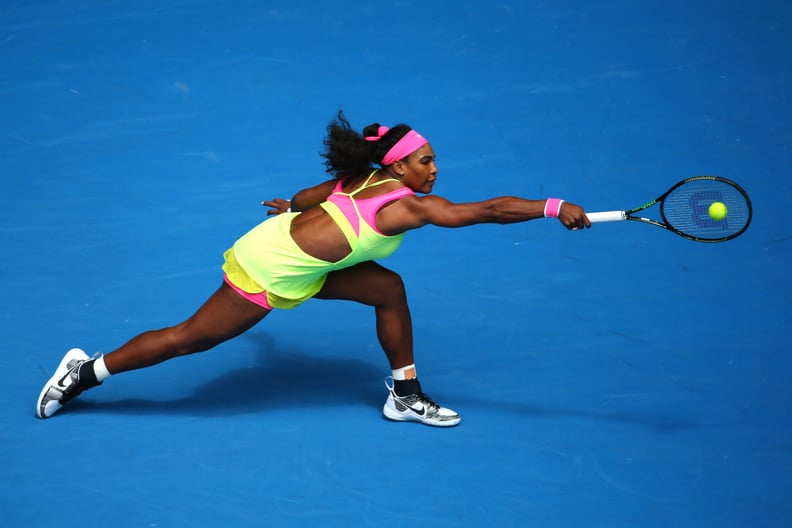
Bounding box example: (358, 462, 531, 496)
(374, 269, 407, 305)
(166, 322, 219, 357)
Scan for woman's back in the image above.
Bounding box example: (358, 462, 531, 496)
(291, 172, 412, 263)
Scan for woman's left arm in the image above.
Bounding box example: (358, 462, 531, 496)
(262, 179, 337, 215)
(261, 197, 292, 215)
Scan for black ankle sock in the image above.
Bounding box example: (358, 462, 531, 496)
(76, 360, 101, 389)
(394, 378, 422, 397)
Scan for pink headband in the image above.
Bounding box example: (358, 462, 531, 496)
(365, 127, 429, 165)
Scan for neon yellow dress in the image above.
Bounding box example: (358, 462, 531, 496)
(223, 173, 415, 309)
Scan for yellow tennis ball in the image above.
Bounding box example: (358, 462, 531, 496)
(708, 201, 728, 221)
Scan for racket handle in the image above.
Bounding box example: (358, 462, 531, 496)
(586, 211, 626, 223)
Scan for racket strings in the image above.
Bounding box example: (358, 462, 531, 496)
(660, 178, 751, 240)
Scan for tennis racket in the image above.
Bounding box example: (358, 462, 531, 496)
(586, 176, 752, 242)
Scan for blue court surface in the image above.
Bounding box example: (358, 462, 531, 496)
(2, 1, 791, 527)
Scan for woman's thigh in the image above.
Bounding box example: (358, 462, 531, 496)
(315, 262, 405, 306)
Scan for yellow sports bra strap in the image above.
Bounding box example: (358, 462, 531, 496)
(348, 170, 400, 196)
(319, 201, 359, 248)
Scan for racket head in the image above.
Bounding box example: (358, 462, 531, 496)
(656, 176, 752, 242)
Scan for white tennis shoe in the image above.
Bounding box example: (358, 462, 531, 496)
(382, 377, 461, 427)
(36, 348, 93, 419)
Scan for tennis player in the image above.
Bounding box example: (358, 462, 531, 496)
(36, 112, 590, 427)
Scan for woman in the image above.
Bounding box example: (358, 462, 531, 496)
(36, 112, 591, 427)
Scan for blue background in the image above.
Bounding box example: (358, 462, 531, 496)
(2, 1, 790, 526)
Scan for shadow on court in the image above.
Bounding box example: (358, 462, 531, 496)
(61, 338, 698, 435)
(62, 342, 384, 418)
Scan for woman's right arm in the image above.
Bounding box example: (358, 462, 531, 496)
(378, 194, 591, 233)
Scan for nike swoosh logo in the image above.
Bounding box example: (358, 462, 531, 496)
(401, 400, 425, 416)
(56, 371, 73, 390)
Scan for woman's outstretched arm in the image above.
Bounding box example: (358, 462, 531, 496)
(378, 194, 592, 233)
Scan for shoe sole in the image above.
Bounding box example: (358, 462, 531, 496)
(382, 402, 461, 427)
(36, 348, 88, 419)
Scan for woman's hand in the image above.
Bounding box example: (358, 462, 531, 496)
(558, 202, 592, 231)
(261, 197, 291, 216)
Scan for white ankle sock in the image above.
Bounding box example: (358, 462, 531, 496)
(392, 364, 416, 380)
(94, 356, 112, 382)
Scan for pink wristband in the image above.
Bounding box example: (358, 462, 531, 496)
(544, 198, 565, 218)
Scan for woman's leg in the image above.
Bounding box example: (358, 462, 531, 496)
(37, 282, 271, 418)
(314, 261, 413, 370)
(316, 262, 461, 427)
(103, 282, 271, 374)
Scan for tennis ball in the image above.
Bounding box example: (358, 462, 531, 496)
(708, 201, 728, 221)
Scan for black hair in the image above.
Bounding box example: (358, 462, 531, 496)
(321, 111, 412, 183)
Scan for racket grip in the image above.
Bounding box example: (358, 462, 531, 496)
(586, 211, 626, 223)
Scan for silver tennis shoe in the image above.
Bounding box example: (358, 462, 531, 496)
(382, 377, 461, 427)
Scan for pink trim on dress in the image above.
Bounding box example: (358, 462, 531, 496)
(224, 274, 273, 310)
(326, 182, 415, 236)
(326, 181, 360, 235)
(358, 187, 414, 235)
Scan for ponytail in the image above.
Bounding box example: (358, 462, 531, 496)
(321, 111, 412, 183)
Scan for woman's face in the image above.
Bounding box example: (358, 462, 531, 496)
(395, 143, 438, 194)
